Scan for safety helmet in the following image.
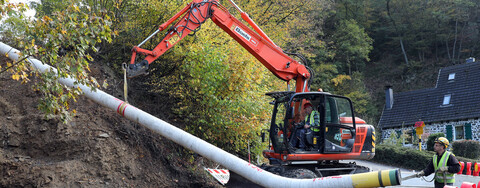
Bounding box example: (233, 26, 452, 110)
(303, 102, 313, 109)
(435, 137, 449, 148)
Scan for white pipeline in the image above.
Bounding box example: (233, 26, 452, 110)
(0, 42, 400, 188)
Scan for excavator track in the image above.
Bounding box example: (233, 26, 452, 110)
(261, 161, 370, 178)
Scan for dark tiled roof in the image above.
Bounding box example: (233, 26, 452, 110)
(379, 62, 480, 128)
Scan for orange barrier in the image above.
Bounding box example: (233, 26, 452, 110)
(459, 162, 465, 174)
(460, 182, 476, 188)
(466, 162, 472, 175)
(474, 162, 479, 176)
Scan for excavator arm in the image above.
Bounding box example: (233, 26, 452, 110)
(128, 0, 311, 92)
(126, 0, 377, 174)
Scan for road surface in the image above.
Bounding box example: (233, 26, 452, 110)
(224, 160, 480, 187)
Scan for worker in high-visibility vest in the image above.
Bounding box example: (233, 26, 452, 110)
(290, 102, 320, 151)
(415, 137, 460, 188)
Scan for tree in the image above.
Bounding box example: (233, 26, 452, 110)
(332, 19, 373, 75)
(2, 0, 115, 122)
(0, 0, 28, 41)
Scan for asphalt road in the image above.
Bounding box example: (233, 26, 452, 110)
(224, 160, 480, 187)
(348, 160, 480, 187)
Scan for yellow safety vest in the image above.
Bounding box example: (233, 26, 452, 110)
(305, 110, 320, 132)
(433, 151, 455, 184)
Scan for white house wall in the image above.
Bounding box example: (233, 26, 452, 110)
(382, 118, 480, 150)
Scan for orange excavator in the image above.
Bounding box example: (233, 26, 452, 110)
(127, 0, 375, 178)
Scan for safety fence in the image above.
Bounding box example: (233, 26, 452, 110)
(458, 161, 480, 176)
(443, 161, 480, 188)
(444, 181, 480, 188)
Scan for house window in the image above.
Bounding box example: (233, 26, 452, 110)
(442, 94, 451, 105)
(454, 125, 464, 140)
(448, 73, 456, 80)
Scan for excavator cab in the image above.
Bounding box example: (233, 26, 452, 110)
(263, 91, 374, 176)
(265, 91, 358, 160)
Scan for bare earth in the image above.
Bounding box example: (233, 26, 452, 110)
(0, 58, 222, 187)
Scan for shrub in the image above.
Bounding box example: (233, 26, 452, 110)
(452, 140, 480, 159)
(426, 133, 445, 151)
(383, 130, 400, 146)
(372, 143, 478, 171)
(372, 144, 432, 171)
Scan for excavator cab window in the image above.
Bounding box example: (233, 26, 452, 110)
(323, 95, 355, 153)
(268, 95, 290, 153)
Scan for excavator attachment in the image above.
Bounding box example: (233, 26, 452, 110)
(126, 59, 149, 78)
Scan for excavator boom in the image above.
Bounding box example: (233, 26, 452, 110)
(128, 0, 310, 92)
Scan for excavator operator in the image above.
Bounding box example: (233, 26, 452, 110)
(290, 103, 320, 151)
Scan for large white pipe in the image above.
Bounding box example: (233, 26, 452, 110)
(0, 42, 400, 188)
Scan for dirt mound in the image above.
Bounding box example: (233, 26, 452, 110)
(0, 60, 222, 187)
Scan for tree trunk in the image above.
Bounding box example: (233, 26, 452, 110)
(400, 38, 409, 65)
(386, 0, 409, 65)
(446, 39, 451, 62)
(457, 21, 467, 63)
(435, 31, 439, 63)
(452, 19, 458, 64)
(347, 55, 352, 75)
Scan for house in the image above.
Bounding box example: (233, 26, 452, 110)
(378, 58, 480, 149)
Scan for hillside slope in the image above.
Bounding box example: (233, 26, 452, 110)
(0, 59, 222, 187)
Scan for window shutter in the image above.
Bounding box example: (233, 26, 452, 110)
(412, 128, 417, 140)
(446, 125, 453, 141)
(465, 123, 472, 140)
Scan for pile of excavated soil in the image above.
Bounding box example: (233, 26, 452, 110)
(0, 58, 223, 187)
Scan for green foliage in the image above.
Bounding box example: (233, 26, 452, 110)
(30, 0, 69, 17)
(383, 130, 410, 147)
(311, 63, 340, 92)
(311, 13, 374, 122)
(426, 133, 445, 151)
(373, 144, 478, 171)
(175, 42, 273, 156)
(455, 155, 478, 164)
(106, 0, 184, 72)
(330, 0, 480, 130)
(331, 72, 376, 120)
(0, 1, 28, 40)
(5, 1, 115, 122)
(242, 0, 329, 57)
(452, 140, 480, 159)
(366, 0, 480, 64)
(331, 19, 373, 75)
(0, 0, 26, 19)
(383, 131, 398, 146)
(372, 144, 432, 171)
